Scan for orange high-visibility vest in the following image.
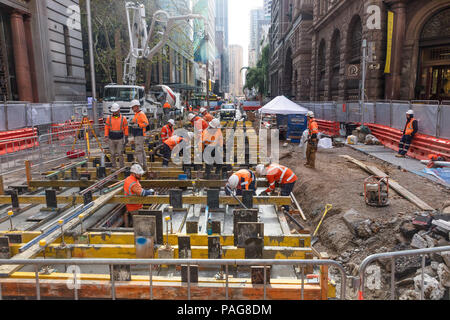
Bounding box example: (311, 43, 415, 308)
(405, 118, 416, 136)
(161, 124, 174, 142)
(131, 111, 149, 136)
(164, 136, 183, 151)
(264, 164, 298, 193)
(203, 113, 214, 122)
(123, 175, 143, 212)
(232, 169, 254, 190)
(202, 128, 223, 147)
(105, 115, 128, 139)
(163, 102, 171, 109)
(308, 118, 319, 136)
(192, 116, 209, 131)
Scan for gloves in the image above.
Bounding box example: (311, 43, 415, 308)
(130, 122, 139, 129)
(142, 189, 155, 196)
(259, 191, 269, 196)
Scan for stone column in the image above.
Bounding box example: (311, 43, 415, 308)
(10, 11, 33, 102)
(23, 15, 38, 102)
(385, 0, 407, 100)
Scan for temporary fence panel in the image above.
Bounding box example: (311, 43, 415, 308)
(347, 102, 361, 123)
(6, 104, 27, 130)
(411, 104, 439, 137)
(438, 105, 450, 139)
(336, 103, 347, 123)
(27, 104, 52, 127)
(375, 102, 391, 127)
(52, 104, 75, 123)
(391, 103, 410, 131)
(0, 105, 5, 131)
(323, 103, 336, 121)
(362, 103, 375, 124)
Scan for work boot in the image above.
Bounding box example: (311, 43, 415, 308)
(395, 154, 405, 158)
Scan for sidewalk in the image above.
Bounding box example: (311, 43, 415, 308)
(348, 143, 450, 189)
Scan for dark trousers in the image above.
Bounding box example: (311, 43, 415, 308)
(281, 182, 296, 211)
(398, 135, 412, 156)
(162, 144, 171, 166)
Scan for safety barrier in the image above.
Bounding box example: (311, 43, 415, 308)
(367, 124, 450, 160)
(0, 128, 38, 155)
(358, 246, 450, 300)
(0, 258, 346, 301)
(316, 120, 340, 137)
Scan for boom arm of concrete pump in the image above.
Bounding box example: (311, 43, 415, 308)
(123, 1, 205, 85)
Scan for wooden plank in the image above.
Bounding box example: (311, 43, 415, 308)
(276, 208, 292, 235)
(0, 188, 122, 277)
(340, 155, 434, 211)
(290, 193, 306, 221)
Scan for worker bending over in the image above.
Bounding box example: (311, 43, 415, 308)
(104, 103, 128, 168)
(130, 100, 149, 171)
(155, 133, 193, 167)
(123, 164, 155, 227)
(256, 163, 298, 211)
(396, 109, 418, 158)
(200, 107, 214, 122)
(161, 119, 175, 143)
(305, 111, 319, 169)
(226, 169, 256, 196)
(188, 113, 209, 131)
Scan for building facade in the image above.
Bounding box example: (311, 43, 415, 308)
(268, 0, 313, 100)
(0, 0, 86, 102)
(215, 0, 230, 96)
(229, 44, 243, 97)
(269, 0, 450, 102)
(249, 8, 269, 68)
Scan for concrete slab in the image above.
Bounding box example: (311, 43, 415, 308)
(349, 144, 449, 188)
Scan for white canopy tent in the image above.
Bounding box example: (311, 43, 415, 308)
(258, 96, 309, 115)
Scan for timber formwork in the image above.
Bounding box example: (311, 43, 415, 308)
(0, 121, 336, 300)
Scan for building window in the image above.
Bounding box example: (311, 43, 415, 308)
(318, 40, 326, 100)
(63, 26, 73, 77)
(345, 16, 362, 100)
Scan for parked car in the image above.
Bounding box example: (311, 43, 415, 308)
(220, 104, 236, 120)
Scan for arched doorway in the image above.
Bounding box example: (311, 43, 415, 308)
(329, 29, 341, 101)
(284, 47, 293, 98)
(345, 16, 362, 100)
(416, 7, 450, 101)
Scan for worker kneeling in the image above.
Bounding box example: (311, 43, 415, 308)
(226, 169, 256, 196)
(200, 107, 214, 122)
(256, 163, 298, 211)
(123, 164, 155, 227)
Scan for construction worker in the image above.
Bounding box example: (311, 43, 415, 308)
(188, 113, 209, 131)
(130, 100, 149, 171)
(104, 103, 128, 168)
(155, 133, 193, 167)
(163, 100, 171, 118)
(200, 107, 214, 122)
(161, 119, 175, 143)
(123, 164, 155, 227)
(396, 109, 418, 158)
(225, 169, 256, 196)
(256, 163, 298, 211)
(305, 111, 319, 169)
(202, 118, 223, 168)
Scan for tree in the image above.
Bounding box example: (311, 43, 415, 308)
(244, 45, 269, 100)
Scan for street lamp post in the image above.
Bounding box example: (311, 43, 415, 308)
(86, 0, 99, 127)
(360, 39, 367, 126)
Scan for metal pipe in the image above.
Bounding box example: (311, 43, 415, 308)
(149, 265, 153, 300)
(301, 266, 304, 300)
(35, 265, 40, 300)
(86, 0, 99, 127)
(80, 167, 126, 195)
(110, 264, 116, 300)
(390, 258, 395, 300)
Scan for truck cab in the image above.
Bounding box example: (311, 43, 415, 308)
(102, 84, 161, 122)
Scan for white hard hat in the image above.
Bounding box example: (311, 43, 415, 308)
(200, 107, 206, 113)
(110, 103, 120, 113)
(307, 111, 314, 118)
(209, 118, 220, 129)
(130, 100, 141, 108)
(256, 164, 267, 176)
(130, 164, 145, 175)
(227, 175, 239, 190)
(406, 110, 414, 115)
(187, 132, 194, 140)
(168, 119, 175, 126)
(188, 113, 195, 121)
